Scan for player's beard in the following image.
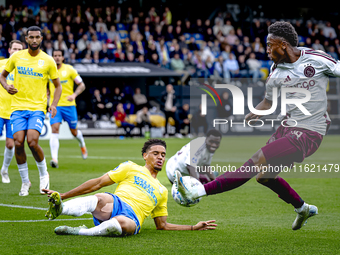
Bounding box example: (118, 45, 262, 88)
(154, 166, 162, 171)
(28, 42, 41, 51)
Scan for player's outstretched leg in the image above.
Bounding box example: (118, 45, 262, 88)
(292, 203, 318, 230)
(46, 192, 64, 220)
(46, 194, 98, 220)
(55, 218, 123, 236)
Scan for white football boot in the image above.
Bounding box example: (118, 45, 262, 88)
(1, 171, 10, 183)
(292, 203, 318, 230)
(54, 225, 88, 235)
(175, 170, 199, 201)
(19, 181, 31, 196)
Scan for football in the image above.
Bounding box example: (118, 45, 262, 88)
(171, 176, 202, 207)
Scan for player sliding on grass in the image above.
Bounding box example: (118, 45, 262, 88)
(43, 139, 216, 236)
(176, 21, 338, 230)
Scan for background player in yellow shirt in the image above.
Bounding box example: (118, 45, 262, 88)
(49, 50, 87, 168)
(0, 40, 23, 183)
(0, 26, 62, 196)
(43, 139, 217, 236)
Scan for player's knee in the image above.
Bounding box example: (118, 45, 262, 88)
(27, 139, 39, 149)
(70, 129, 78, 137)
(14, 139, 24, 149)
(115, 216, 135, 235)
(6, 140, 14, 150)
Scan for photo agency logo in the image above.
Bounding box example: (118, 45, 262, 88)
(198, 83, 312, 128)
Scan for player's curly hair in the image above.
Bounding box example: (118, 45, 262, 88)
(268, 21, 298, 47)
(141, 139, 166, 156)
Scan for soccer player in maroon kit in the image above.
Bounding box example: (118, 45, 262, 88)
(176, 21, 338, 230)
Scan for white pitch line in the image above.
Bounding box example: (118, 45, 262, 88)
(0, 218, 93, 223)
(0, 203, 47, 211)
(0, 203, 92, 214)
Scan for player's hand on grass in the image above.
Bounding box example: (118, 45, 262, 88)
(48, 105, 57, 118)
(5, 84, 18, 95)
(194, 220, 217, 230)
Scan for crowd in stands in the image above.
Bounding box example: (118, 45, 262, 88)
(2, 4, 340, 84)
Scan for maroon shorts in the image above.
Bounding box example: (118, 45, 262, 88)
(261, 126, 323, 165)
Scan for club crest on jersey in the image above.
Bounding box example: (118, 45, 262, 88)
(61, 70, 67, 76)
(304, 65, 315, 78)
(38, 60, 45, 67)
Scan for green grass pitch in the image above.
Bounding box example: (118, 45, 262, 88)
(0, 135, 339, 254)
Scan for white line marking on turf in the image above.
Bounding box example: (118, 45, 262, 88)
(0, 203, 47, 211)
(0, 203, 92, 214)
(0, 218, 93, 223)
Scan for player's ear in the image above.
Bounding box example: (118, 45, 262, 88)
(143, 152, 148, 160)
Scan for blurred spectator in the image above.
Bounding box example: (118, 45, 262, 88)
(246, 52, 262, 83)
(217, 91, 232, 118)
(133, 87, 148, 112)
(77, 34, 90, 52)
(97, 27, 108, 42)
(170, 52, 189, 84)
(54, 33, 68, 52)
(327, 46, 338, 60)
(93, 51, 100, 63)
(213, 20, 223, 36)
(107, 25, 118, 41)
(112, 87, 125, 110)
(238, 55, 249, 79)
(158, 43, 170, 68)
(226, 29, 238, 46)
(96, 17, 108, 32)
(45, 41, 53, 56)
(99, 43, 114, 62)
(175, 103, 190, 138)
(136, 106, 152, 137)
(91, 89, 106, 120)
(101, 86, 113, 119)
(222, 20, 234, 36)
(163, 7, 172, 25)
(160, 84, 178, 137)
(194, 53, 209, 80)
(188, 36, 199, 51)
(81, 53, 93, 63)
(213, 55, 224, 81)
(323, 22, 337, 40)
(223, 53, 239, 81)
(312, 39, 325, 51)
(114, 103, 135, 137)
(191, 104, 208, 136)
(90, 34, 102, 52)
(164, 25, 175, 42)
